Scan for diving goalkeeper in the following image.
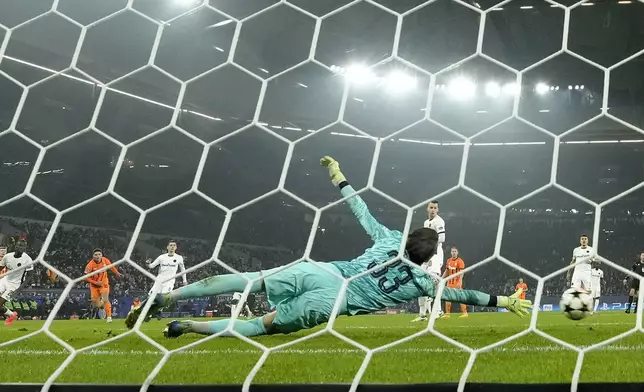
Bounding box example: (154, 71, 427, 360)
(125, 156, 531, 338)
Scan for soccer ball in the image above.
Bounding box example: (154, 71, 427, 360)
(560, 288, 593, 320)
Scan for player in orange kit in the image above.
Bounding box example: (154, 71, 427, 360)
(443, 247, 467, 318)
(84, 249, 123, 323)
(515, 278, 528, 300)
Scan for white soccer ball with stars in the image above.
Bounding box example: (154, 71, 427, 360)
(560, 288, 593, 320)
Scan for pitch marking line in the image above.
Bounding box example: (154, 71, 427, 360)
(2, 344, 644, 356)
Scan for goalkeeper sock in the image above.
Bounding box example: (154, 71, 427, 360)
(187, 317, 267, 337)
(593, 299, 599, 312)
(3, 308, 13, 317)
(627, 296, 634, 310)
(169, 272, 263, 302)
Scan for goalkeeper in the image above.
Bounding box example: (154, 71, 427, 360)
(125, 156, 531, 338)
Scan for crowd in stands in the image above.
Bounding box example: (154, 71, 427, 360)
(1, 206, 643, 318)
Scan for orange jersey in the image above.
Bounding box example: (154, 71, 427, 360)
(445, 257, 465, 287)
(84, 257, 119, 288)
(515, 282, 528, 299)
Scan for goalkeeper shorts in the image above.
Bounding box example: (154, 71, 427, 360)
(262, 262, 346, 333)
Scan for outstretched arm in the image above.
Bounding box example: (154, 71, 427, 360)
(105, 258, 123, 278)
(179, 259, 188, 285)
(433, 286, 531, 318)
(147, 256, 162, 269)
(320, 156, 390, 242)
(566, 251, 575, 281)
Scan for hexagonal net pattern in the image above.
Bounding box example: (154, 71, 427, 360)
(1, 0, 644, 391)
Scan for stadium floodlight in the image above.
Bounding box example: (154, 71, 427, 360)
(345, 64, 378, 86)
(448, 76, 476, 100)
(535, 83, 549, 95)
(580, 85, 585, 89)
(384, 70, 417, 94)
(484, 81, 501, 98)
(574, 85, 580, 90)
(502, 82, 519, 96)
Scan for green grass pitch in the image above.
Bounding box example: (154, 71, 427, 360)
(1, 311, 643, 385)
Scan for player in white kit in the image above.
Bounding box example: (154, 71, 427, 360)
(146, 240, 188, 294)
(590, 263, 603, 314)
(231, 292, 253, 318)
(413, 200, 446, 322)
(566, 234, 595, 293)
(0, 240, 33, 326)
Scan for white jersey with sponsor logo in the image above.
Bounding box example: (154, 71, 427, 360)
(148, 253, 186, 283)
(0, 252, 34, 285)
(572, 246, 595, 276)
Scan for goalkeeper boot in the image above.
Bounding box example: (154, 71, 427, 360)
(125, 294, 170, 329)
(164, 320, 189, 339)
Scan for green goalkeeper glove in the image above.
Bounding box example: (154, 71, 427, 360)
(497, 289, 532, 318)
(320, 156, 346, 187)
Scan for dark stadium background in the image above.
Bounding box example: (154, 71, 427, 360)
(0, 0, 643, 328)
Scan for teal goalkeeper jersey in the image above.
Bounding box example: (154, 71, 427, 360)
(331, 185, 434, 315)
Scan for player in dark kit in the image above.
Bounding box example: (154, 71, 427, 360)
(624, 252, 644, 314)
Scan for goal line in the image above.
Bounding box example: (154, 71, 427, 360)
(4, 383, 644, 392)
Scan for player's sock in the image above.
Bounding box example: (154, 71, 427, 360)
(434, 300, 443, 315)
(426, 297, 434, 316)
(627, 296, 634, 310)
(460, 304, 467, 314)
(3, 308, 14, 317)
(168, 273, 263, 302)
(445, 302, 451, 314)
(186, 317, 267, 337)
(417, 297, 426, 317)
(105, 302, 112, 318)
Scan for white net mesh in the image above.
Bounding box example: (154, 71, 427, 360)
(1, 0, 644, 390)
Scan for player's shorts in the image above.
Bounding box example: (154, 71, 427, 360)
(571, 274, 591, 292)
(90, 286, 110, 301)
(427, 254, 443, 276)
(262, 262, 346, 334)
(446, 282, 462, 289)
(0, 278, 20, 301)
(591, 287, 601, 298)
(149, 280, 175, 296)
(630, 278, 640, 291)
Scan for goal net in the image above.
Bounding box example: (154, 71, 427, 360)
(0, 0, 643, 391)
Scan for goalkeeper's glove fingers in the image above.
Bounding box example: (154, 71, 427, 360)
(497, 289, 532, 318)
(320, 156, 346, 187)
